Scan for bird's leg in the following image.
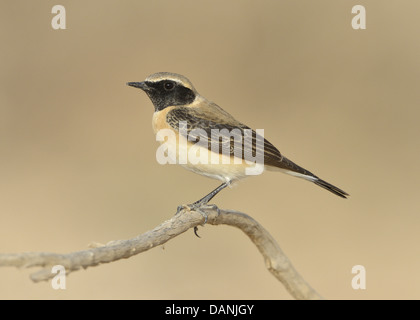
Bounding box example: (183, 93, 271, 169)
(192, 182, 229, 207)
(176, 181, 229, 224)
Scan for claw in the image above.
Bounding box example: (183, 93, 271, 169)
(195, 207, 208, 224)
(193, 226, 201, 238)
(176, 205, 184, 215)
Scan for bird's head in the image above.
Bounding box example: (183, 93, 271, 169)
(127, 72, 197, 112)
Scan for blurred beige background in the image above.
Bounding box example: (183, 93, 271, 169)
(0, 0, 419, 299)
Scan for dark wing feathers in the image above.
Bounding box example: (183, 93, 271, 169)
(166, 107, 349, 198)
(167, 107, 284, 167)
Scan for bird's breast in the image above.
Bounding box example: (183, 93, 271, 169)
(152, 107, 176, 134)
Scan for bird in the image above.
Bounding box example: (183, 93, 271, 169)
(127, 72, 348, 220)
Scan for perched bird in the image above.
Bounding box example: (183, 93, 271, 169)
(127, 72, 348, 219)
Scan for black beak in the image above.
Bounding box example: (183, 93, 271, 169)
(127, 82, 151, 91)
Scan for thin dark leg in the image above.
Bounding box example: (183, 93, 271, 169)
(192, 182, 229, 206)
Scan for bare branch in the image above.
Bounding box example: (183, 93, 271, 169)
(0, 208, 322, 300)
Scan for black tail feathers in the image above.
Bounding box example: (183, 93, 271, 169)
(313, 179, 349, 199)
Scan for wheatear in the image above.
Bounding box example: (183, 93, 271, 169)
(128, 72, 348, 218)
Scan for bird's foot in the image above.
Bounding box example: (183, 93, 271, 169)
(175, 202, 220, 225)
(176, 202, 221, 238)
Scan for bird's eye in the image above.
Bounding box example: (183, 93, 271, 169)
(164, 81, 175, 91)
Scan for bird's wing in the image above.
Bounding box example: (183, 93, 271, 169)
(166, 106, 283, 167)
(166, 106, 349, 198)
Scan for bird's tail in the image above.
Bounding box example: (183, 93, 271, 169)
(313, 178, 349, 199)
(266, 157, 349, 199)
